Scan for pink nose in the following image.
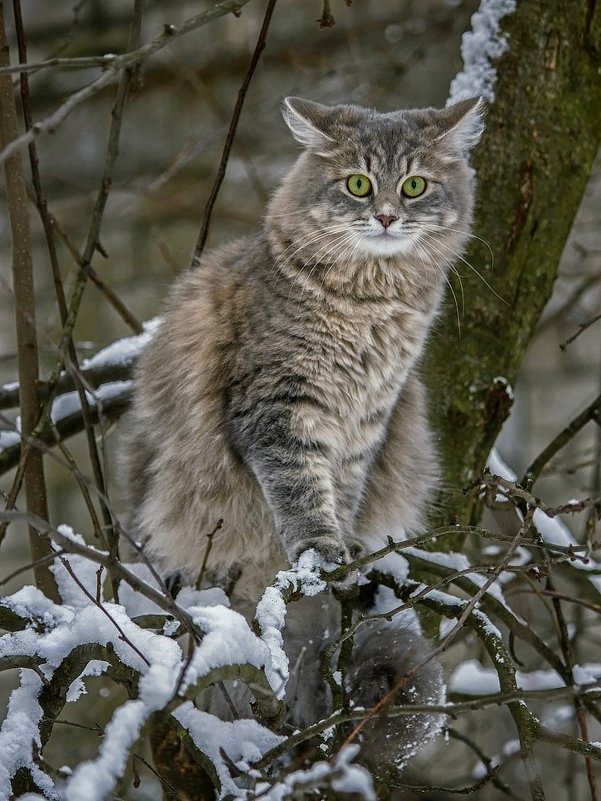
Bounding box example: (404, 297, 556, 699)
(375, 214, 398, 229)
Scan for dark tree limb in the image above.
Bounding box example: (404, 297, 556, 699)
(522, 393, 601, 487)
(0, 387, 132, 476)
(0, 0, 256, 167)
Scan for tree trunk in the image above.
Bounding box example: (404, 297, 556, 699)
(426, 0, 601, 527)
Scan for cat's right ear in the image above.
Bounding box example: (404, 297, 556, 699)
(282, 97, 336, 153)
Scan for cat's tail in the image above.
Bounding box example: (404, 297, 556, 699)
(282, 591, 446, 776)
(345, 615, 445, 777)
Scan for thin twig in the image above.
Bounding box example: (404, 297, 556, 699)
(132, 752, 185, 801)
(10, 0, 128, 596)
(195, 0, 279, 257)
(522, 393, 601, 487)
(0, 55, 118, 75)
(560, 310, 601, 350)
(544, 541, 598, 801)
(446, 728, 524, 800)
(392, 765, 503, 795)
(51, 0, 146, 594)
(337, 509, 534, 753)
(0, 509, 204, 641)
(57, 555, 151, 668)
(194, 519, 223, 589)
(0, 548, 66, 588)
(254, 685, 601, 769)
(39, 202, 142, 335)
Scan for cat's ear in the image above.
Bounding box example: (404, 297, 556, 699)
(282, 97, 336, 153)
(433, 97, 485, 155)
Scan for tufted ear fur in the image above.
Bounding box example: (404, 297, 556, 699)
(282, 97, 336, 153)
(434, 97, 485, 155)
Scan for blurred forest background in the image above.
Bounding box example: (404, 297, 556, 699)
(0, 1, 600, 799)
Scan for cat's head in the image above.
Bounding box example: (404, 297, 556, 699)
(266, 96, 483, 284)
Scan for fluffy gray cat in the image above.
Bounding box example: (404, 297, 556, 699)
(122, 96, 483, 771)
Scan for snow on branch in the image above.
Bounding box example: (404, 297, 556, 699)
(0, 322, 161, 475)
(1, 487, 601, 798)
(255, 549, 327, 697)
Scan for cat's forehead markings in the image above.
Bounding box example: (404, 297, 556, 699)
(358, 154, 371, 174)
(403, 156, 421, 177)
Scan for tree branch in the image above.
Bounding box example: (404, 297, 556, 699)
(0, 0, 255, 169)
(195, 0, 279, 257)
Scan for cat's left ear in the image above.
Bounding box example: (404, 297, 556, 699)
(282, 97, 336, 154)
(433, 97, 485, 155)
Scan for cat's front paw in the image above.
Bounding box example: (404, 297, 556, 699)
(287, 535, 351, 568)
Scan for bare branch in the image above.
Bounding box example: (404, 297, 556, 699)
(0, 0, 255, 169)
(194, 0, 278, 257)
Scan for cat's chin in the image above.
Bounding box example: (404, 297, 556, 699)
(356, 233, 416, 258)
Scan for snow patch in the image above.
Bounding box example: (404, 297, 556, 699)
(450, 659, 601, 696)
(173, 702, 284, 797)
(253, 744, 375, 801)
(81, 318, 160, 370)
(448, 0, 517, 105)
(50, 381, 132, 425)
(0, 673, 57, 801)
(255, 549, 328, 698)
(51, 528, 105, 609)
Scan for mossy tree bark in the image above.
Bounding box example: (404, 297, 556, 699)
(425, 0, 601, 527)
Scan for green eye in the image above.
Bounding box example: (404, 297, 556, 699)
(401, 176, 427, 198)
(346, 174, 372, 197)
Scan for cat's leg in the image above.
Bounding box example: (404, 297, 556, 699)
(228, 400, 351, 565)
(333, 455, 374, 555)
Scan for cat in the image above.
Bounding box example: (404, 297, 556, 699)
(122, 95, 483, 773)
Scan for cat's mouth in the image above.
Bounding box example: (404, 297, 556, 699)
(361, 229, 415, 256)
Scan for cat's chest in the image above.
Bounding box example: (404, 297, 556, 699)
(307, 305, 426, 403)
(288, 312, 417, 460)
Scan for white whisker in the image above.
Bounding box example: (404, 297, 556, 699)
(319, 233, 361, 293)
(423, 232, 508, 304)
(290, 231, 355, 303)
(422, 223, 495, 273)
(414, 237, 462, 337)
(274, 223, 350, 266)
(267, 205, 320, 218)
(272, 224, 351, 289)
